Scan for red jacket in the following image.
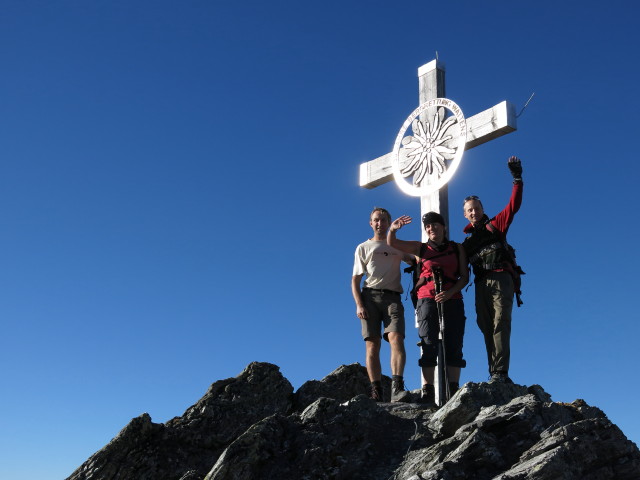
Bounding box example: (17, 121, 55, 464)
(463, 182, 523, 237)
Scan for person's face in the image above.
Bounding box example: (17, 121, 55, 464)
(464, 199, 484, 225)
(425, 222, 445, 244)
(369, 211, 390, 236)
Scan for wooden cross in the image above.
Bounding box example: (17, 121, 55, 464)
(359, 59, 518, 403)
(360, 59, 517, 240)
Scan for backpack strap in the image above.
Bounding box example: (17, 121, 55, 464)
(485, 222, 524, 307)
(417, 241, 460, 285)
(485, 222, 517, 269)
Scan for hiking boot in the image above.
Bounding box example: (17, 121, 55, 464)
(489, 372, 513, 384)
(369, 383, 383, 402)
(420, 384, 435, 405)
(391, 377, 411, 403)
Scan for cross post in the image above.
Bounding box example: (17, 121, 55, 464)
(417, 60, 449, 239)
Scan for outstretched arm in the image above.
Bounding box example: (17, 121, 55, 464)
(387, 216, 422, 256)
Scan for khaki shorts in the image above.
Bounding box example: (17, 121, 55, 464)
(360, 289, 405, 341)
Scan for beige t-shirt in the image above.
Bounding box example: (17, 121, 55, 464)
(353, 239, 405, 293)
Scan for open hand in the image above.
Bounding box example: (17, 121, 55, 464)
(390, 215, 412, 232)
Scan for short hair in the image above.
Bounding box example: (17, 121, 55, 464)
(463, 195, 484, 209)
(370, 207, 391, 223)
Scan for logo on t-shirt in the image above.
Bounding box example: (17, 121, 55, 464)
(375, 250, 398, 258)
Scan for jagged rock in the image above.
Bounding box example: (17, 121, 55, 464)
(67, 363, 640, 480)
(204, 395, 427, 480)
(66, 362, 293, 480)
(428, 381, 551, 438)
(293, 363, 394, 410)
(397, 383, 640, 480)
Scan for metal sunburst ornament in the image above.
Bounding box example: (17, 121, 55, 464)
(391, 98, 467, 197)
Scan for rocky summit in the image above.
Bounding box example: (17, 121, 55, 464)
(67, 362, 640, 480)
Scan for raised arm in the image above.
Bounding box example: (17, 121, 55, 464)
(492, 156, 524, 233)
(387, 215, 422, 256)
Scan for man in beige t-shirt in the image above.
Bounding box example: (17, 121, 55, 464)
(352, 207, 412, 402)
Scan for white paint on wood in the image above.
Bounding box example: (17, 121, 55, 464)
(417, 59, 445, 77)
(465, 101, 517, 150)
(416, 61, 448, 233)
(359, 101, 517, 189)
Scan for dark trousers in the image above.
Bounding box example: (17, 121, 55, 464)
(475, 271, 514, 374)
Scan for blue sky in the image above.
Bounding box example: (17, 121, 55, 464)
(1, 1, 639, 478)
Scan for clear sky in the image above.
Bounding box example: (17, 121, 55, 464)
(1, 1, 639, 478)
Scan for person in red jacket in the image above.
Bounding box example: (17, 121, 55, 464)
(462, 156, 523, 384)
(388, 211, 469, 404)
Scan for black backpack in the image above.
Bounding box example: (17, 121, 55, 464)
(485, 222, 525, 307)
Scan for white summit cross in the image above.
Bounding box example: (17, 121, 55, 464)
(359, 59, 517, 235)
(359, 58, 518, 403)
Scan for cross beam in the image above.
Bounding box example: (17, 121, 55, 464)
(359, 100, 517, 190)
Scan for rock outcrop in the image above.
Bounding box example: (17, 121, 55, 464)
(67, 362, 292, 480)
(67, 362, 640, 480)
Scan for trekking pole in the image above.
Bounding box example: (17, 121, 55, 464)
(433, 267, 450, 406)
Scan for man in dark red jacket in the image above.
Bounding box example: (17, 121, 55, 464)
(462, 156, 523, 384)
